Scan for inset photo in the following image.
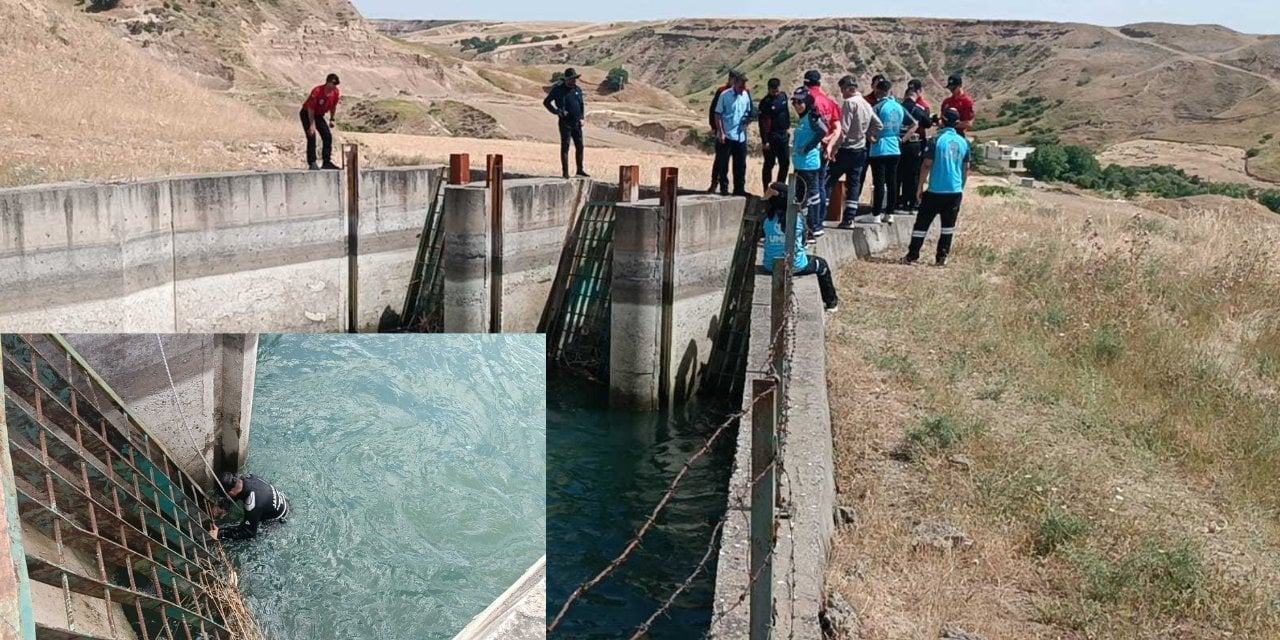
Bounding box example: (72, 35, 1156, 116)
(1, 333, 545, 640)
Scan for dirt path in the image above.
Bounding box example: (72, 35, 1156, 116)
(1106, 27, 1280, 89)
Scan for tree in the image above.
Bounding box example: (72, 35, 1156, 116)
(1025, 145, 1069, 182)
(550, 71, 565, 83)
(604, 67, 629, 92)
(1259, 189, 1280, 214)
(87, 0, 120, 11)
(1062, 145, 1102, 184)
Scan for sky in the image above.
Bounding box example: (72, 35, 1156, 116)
(352, 0, 1279, 34)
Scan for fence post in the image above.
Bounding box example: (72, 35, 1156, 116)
(449, 153, 470, 185)
(750, 377, 778, 640)
(487, 154, 505, 333)
(619, 165, 640, 203)
(658, 167, 678, 408)
(344, 143, 360, 333)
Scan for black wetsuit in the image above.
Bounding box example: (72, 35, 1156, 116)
(218, 475, 289, 541)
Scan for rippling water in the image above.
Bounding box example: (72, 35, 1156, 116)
(547, 374, 735, 638)
(230, 334, 545, 640)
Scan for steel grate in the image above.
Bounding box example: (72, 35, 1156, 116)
(702, 206, 765, 398)
(400, 181, 448, 333)
(544, 202, 616, 380)
(3, 334, 235, 640)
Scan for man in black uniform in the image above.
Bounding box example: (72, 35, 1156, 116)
(543, 67, 589, 179)
(210, 472, 290, 541)
(898, 79, 932, 212)
(757, 77, 791, 193)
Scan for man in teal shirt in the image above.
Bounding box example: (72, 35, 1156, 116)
(866, 78, 915, 224)
(904, 108, 971, 266)
(715, 71, 755, 197)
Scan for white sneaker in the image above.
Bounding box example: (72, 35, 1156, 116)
(879, 213, 892, 224)
(812, 228, 826, 238)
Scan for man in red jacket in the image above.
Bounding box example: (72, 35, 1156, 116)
(940, 75, 976, 136)
(301, 73, 342, 170)
(803, 70, 842, 236)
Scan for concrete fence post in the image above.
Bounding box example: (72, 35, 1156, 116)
(344, 143, 360, 333)
(487, 154, 505, 333)
(750, 377, 778, 640)
(619, 165, 640, 203)
(442, 153, 489, 333)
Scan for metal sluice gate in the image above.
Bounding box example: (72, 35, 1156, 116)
(2, 334, 240, 640)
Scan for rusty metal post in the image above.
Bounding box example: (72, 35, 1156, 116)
(449, 153, 471, 185)
(750, 377, 777, 640)
(344, 143, 360, 333)
(487, 154, 505, 333)
(1, 357, 37, 640)
(658, 167, 679, 408)
(827, 179, 846, 222)
(619, 165, 640, 203)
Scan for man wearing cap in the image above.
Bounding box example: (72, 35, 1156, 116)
(708, 71, 736, 194)
(904, 108, 971, 266)
(803, 70, 843, 234)
(715, 71, 755, 197)
(829, 75, 882, 229)
(898, 81, 933, 212)
(301, 73, 341, 171)
(758, 77, 790, 193)
(940, 75, 976, 136)
(209, 472, 289, 541)
(543, 67, 589, 179)
(867, 79, 916, 224)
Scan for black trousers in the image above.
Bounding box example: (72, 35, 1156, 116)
(727, 140, 748, 195)
(559, 119, 584, 176)
(898, 141, 924, 210)
(711, 138, 729, 191)
(827, 147, 869, 221)
(905, 192, 964, 263)
(869, 155, 900, 215)
(797, 255, 838, 307)
(761, 135, 790, 191)
(300, 109, 333, 165)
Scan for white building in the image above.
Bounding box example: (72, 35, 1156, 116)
(982, 140, 1036, 172)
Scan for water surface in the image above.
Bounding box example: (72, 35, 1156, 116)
(230, 334, 545, 640)
(547, 374, 735, 638)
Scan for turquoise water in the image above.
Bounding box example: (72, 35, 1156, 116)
(229, 334, 545, 640)
(547, 374, 735, 638)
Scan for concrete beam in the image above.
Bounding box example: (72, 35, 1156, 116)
(452, 556, 545, 640)
(442, 184, 490, 333)
(59, 334, 257, 487)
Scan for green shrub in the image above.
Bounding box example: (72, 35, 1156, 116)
(771, 50, 795, 66)
(604, 67, 629, 92)
(1034, 509, 1090, 556)
(904, 415, 980, 460)
(87, 0, 120, 10)
(977, 185, 1016, 197)
(1246, 147, 1261, 158)
(747, 37, 769, 54)
(1259, 189, 1280, 214)
(1090, 325, 1125, 364)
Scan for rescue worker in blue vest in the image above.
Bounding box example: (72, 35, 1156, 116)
(761, 181, 839, 312)
(209, 472, 290, 541)
(757, 78, 791, 193)
(903, 108, 972, 266)
(865, 78, 916, 224)
(543, 67, 588, 179)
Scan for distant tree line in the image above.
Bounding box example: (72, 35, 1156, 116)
(459, 33, 560, 53)
(1025, 144, 1280, 214)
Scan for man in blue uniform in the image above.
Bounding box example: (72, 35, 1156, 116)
(866, 79, 915, 224)
(543, 67, 588, 179)
(904, 108, 971, 266)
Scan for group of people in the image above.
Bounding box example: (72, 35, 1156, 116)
(747, 69, 975, 312)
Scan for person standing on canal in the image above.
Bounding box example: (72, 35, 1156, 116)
(210, 472, 290, 541)
(867, 78, 915, 224)
(543, 67, 589, 179)
(904, 108, 972, 266)
(301, 73, 341, 171)
(758, 77, 791, 193)
(715, 71, 754, 197)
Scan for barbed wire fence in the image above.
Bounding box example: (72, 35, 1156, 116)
(548, 186, 804, 639)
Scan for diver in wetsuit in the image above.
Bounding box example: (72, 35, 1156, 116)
(210, 472, 290, 541)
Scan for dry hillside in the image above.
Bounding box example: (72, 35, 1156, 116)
(0, 0, 295, 186)
(392, 17, 1280, 182)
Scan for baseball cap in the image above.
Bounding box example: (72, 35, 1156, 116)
(791, 87, 810, 101)
(907, 78, 923, 91)
(837, 75, 857, 89)
(946, 75, 963, 88)
(942, 107, 961, 125)
(803, 70, 821, 86)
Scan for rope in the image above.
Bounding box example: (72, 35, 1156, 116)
(155, 334, 234, 502)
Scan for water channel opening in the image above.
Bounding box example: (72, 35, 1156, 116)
(546, 372, 737, 637)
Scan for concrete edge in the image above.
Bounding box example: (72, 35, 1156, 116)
(452, 555, 546, 640)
